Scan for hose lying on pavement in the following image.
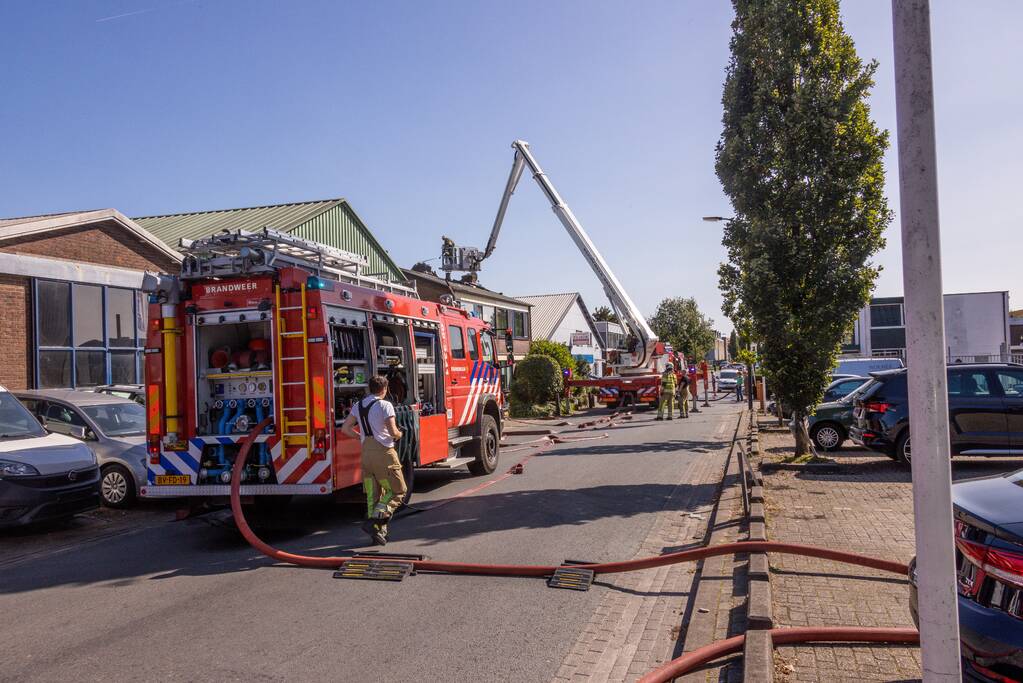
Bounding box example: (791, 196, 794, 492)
(636, 627, 920, 683)
(230, 420, 909, 576)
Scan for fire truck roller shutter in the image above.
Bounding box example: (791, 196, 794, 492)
(393, 404, 419, 505)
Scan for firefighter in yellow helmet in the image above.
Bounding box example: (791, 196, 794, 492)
(656, 363, 677, 420)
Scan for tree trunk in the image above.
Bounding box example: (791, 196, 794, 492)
(790, 410, 813, 455)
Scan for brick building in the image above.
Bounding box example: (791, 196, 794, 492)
(0, 209, 181, 389)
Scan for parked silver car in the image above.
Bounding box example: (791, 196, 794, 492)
(0, 386, 99, 527)
(717, 369, 740, 391)
(90, 384, 145, 405)
(14, 390, 147, 508)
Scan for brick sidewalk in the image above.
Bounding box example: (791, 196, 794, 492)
(551, 414, 741, 682)
(755, 423, 921, 681)
(753, 421, 1023, 682)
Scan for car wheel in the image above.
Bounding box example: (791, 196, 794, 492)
(810, 423, 844, 452)
(896, 432, 912, 465)
(467, 415, 499, 475)
(100, 464, 136, 508)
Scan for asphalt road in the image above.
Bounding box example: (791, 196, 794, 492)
(0, 402, 742, 683)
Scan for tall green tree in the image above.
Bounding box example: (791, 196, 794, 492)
(727, 330, 738, 360)
(716, 0, 891, 453)
(649, 297, 716, 361)
(592, 306, 619, 323)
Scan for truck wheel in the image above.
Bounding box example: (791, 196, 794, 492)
(100, 464, 136, 508)
(467, 415, 499, 475)
(607, 400, 620, 410)
(810, 422, 844, 452)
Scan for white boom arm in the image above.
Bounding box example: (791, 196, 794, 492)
(464, 140, 658, 369)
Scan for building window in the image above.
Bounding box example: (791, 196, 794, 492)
(870, 327, 906, 352)
(33, 280, 147, 389)
(495, 309, 508, 333)
(870, 304, 903, 328)
(512, 311, 527, 339)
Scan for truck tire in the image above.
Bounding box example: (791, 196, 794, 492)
(467, 415, 499, 475)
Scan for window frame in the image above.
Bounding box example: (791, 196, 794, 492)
(448, 325, 466, 360)
(33, 279, 147, 389)
(466, 327, 480, 361)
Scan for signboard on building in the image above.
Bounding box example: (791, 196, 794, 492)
(570, 331, 592, 347)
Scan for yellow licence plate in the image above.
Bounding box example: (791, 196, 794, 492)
(155, 475, 191, 485)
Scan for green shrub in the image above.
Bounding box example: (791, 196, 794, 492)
(529, 340, 575, 376)
(511, 354, 563, 405)
(508, 399, 555, 419)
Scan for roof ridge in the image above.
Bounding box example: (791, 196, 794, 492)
(134, 197, 344, 221)
(515, 292, 578, 298)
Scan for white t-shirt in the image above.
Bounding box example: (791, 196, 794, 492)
(350, 396, 397, 448)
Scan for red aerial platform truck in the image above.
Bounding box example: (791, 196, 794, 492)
(442, 140, 678, 408)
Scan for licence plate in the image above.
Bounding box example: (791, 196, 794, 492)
(155, 475, 191, 485)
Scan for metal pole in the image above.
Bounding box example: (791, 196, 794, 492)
(891, 1, 961, 680)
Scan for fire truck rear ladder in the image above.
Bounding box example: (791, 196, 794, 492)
(276, 283, 311, 447)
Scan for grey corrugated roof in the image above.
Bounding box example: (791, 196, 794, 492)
(514, 293, 580, 340)
(515, 292, 605, 349)
(134, 199, 343, 247)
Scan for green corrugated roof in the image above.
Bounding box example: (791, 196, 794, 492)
(134, 198, 405, 282)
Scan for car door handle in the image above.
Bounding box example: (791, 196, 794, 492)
(452, 378, 459, 385)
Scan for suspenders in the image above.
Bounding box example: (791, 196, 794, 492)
(357, 396, 380, 440)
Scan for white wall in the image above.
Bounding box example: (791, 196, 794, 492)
(943, 292, 1009, 359)
(550, 300, 604, 373)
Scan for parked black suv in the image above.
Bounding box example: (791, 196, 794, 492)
(849, 363, 1023, 464)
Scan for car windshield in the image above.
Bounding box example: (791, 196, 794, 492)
(82, 402, 145, 437)
(0, 393, 46, 439)
(720, 370, 738, 379)
(840, 379, 876, 404)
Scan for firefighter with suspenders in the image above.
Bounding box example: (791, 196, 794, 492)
(340, 375, 407, 545)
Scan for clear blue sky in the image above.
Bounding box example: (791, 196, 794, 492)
(2, 1, 1020, 332)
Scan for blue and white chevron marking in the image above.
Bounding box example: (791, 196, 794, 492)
(458, 361, 500, 426)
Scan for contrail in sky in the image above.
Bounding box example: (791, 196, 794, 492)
(96, 0, 198, 23)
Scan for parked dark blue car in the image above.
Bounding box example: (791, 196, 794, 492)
(909, 468, 1023, 681)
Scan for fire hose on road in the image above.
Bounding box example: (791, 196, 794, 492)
(229, 419, 918, 677)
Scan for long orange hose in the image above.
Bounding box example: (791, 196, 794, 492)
(637, 626, 920, 683)
(229, 421, 909, 576)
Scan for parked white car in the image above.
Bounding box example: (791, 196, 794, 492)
(0, 385, 99, 527)
(717, 369, 740, 391)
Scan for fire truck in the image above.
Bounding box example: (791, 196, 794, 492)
(139, 228, 503, 501)
(442, 139, 677, 408)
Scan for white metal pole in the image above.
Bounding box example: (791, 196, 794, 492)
(891, 1, 961, 680)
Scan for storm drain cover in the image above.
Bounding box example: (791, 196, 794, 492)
(334, 559, 414, 582)
(547, 566, 595, 591)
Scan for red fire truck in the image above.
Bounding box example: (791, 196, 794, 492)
(140, 228, 503, 501)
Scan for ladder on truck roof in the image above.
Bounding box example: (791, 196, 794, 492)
(179, 227, 417, 295)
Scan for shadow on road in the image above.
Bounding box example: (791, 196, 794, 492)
(542, 439, 727, 457)
(0, 480, 719, 595)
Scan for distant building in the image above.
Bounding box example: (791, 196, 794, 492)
(515, 293, 606, 376)
(1010, 309, 1023, 360)
(706, 333, 728, 363)
(843, 291, 1013, 363)
(403, 265, 533, 365)
(0, 209, 181, 389)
